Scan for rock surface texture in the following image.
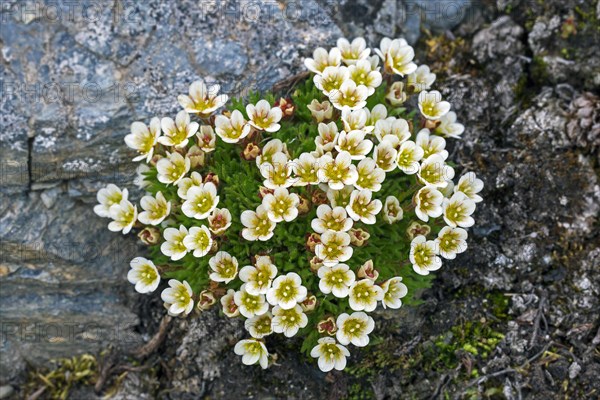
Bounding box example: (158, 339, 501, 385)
(1, 0, 599, 398)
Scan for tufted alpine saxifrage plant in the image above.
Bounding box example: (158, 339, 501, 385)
(95, 37, 484, 373)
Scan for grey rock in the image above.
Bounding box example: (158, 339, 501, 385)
(0, 386, 14, 399)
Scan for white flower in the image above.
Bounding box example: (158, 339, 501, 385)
(156, 152, 191, 185)
(196, 125, 217, 152)
(418, 90, 451, 120)
(315, 231, 353, 266)
(161, 225, 189, 261)
(336, 312, 375, 347)
(94, 184, 128, 218)
(396, 140, 424, 174)
(348, 279, 384, 312)
(234, 339, 269, 369)
(442, 192, 476, 228)
(418, 154, 455, 188)
(346, 189, 382, 225)
(318, 151, 358, 190)
(329, 80, 369, 111)
(416, 128, 448, 160)
(335, 130, 373, 160)
(125, 118, 161, 162)
(208, 251, 238, 283)
(435, 226, 468, 259)
(181, 182, 219, 220)
(314, 66, 350, 97)
(327, 185, 355, 208)
(435, 111, 464, 138)
(260, 152, 294, 189)
(138, 191, 171, 226)
(176, 171, 203, 200)
(373, 142, 398, 172)
(241, 205, 277, 241)
(246, 99, 283, 132)
(307, 99, 334, 122)
(292, 152, 320, 186)
(455, 172, 484, 203)
(311, 337, 350, 372)
(366, 104, 388, 126)
(374, 117, 410, 145)
(311, 205, 353, 233)
(221, 289, 239, 317)
(245, 312, 273, 339)
(341, 108, 373, 133)
(234, 284, 269, 318)
(315, 122, 340, 152)
(161, 279, 194, 316)
(337, 37, 370, 65)
(272, 304, 308, 337)
(183, 225, 213, 257)
(158, 110, 199, 148)
(407, 65, 436, 92)
(415, 185, 444, 222)
(178, 79, 228, 116)
(256, 139, 284, 167)
(441, 179, 455, 198)
(239, 256, 278, 295)
(134, 163, 150, 189)
(208, 208, 232, 235)
(355, 157, 385, 192)
(108, 199, 137, 234)
(348, 59, 381, 95)
(386, 81, 407, 106)
(266, 272, 307, 310)
(262, 187, 299, 222)
(127, 257, 160, 294)
(318, 264, 355, 298)
(381, 277, 408, 309)
(382, 195, 403, 224)
(376, 37, 417, 76)
(304, 47, 342, 74)
(409, 235, 442, 275)
(214, 109, 251, 143)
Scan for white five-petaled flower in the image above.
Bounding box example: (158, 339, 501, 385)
(329, 80, 369, 111)
(311, 204, 353, 233)
(396, 141, 424, 174)
(435, 226, 468, 259)
(374, 117, 410, 145)
(335, 130, 373, 160)
(376, 37, 417, 76)
(355, 157, 385, 192)
(108, 199, 137, 234)
(336, 312, 375, 347)
(196, 125, 217, 153)
(435, 111, 464, 139)
(221, 289, 240, 317)
(307, 99, 334, 122)
(181, 182, 220, 220)
(159, 110, 199, 148)
(234, 339, 269, 369)
(94, 184, 128, 218)
(414, 185, 444, 222)
(337, 37, 370, 65)
(161, 279, 194, 316)
(304, 47, 342, 74)
(156, 152, 191, 185)
(366, 104, 388, 126)
(455, 172, 484, 203)
(245, 312, 273, 339)
(260, 152, 294, 189)
(272, 304, 308, 337)
(386, 81, 407, 106)
(311, 337, 350, 372)
(178, 79, 228, 116)
(161, 225, 189, 261)
(315, 122, 340, 152)
(418, 90, 451, 120)
(214, 109, 252, 143)
(246, 99, 283, 132)
(125, 118, 161, 162)
(127, 257, 160, 294)
(380, 277, 408, 309)
(442, 192, 476, 228)
(418, 154, 455, 188)
(207, 208, 232, 235)
(208, 251, 238, 283)
(410, 235, 442, 275)
(234, 284, 269, 318)
(292, 152, 320, 186)
(348, 279, 384, 312)
(266, 272, 308, 310)
(315, 231, 353, 266)
(318, 151, 358, 190)
(176, 171, 203, 200)
(318, 264, 356, 298)
(256, 139, 284, 167)
(327, 185, 355, 208)
(346, 189, 382, 225)
(348, 59, 382, 95)
(262, 187, 299, 222)
(373, 141, 398, 172)
(382, 195, 403, 224)
(407, 64, 436, 92)
(239, 256, 278, 295)
(241, 205, 277, 241)
(314, 66, 350, 97)
(138, 191, 171, 226)
(416, 128, 448, 160)
(341, 108, 373, 133)
(183, 225, 213, 258)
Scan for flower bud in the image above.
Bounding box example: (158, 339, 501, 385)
(306, 233, 321, 253)
(357, 259, 379, 281)
(275, 97, 295, 118)
(258, 186, 275, 200)
(197, 290, 216, 311)
(242, 142, 261, 161)
(307, 99, 334, 122)
(187, 145, 205, 169)
(386, 81, 407, 106)
(300, 294, 317, 312)
(317, 316, 337, 336)
(138, 226, 160, 245)
(309, 256, 323, 273)
(204, 172, 220, 187)
(349, 228, 370, 247)
(406, 221, 431, 240)
(311, 189, 328, 205)
(297, 195, 311, 215)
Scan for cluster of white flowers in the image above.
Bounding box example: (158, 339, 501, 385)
(94, 37, 483, 373)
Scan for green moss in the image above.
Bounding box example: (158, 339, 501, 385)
(531, 56, 549, 84)
(25, 354, 98, 399)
